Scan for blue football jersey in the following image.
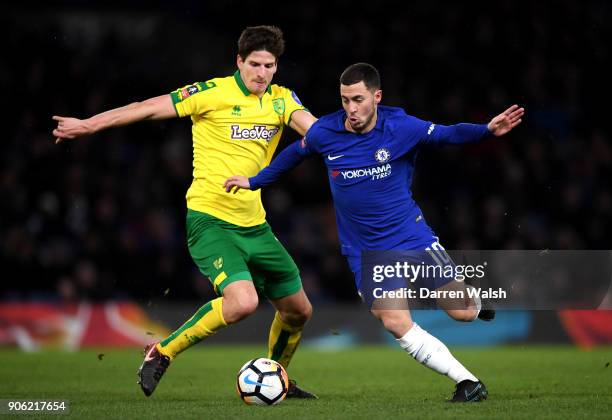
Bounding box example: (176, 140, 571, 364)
(300, 105, 441, 256)
(250, 104, 490, 258)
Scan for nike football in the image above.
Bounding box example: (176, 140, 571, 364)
(236, 358, 289, 405)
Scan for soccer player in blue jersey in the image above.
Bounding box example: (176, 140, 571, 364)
(224, 63, 524, 402)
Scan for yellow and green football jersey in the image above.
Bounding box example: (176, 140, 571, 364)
(171, 71, 306, 227)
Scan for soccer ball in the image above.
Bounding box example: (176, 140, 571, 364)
(236, 358, 289, 406)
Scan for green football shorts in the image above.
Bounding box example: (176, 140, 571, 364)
(186, 209, 302, 299)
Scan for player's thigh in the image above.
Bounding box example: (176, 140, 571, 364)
(435, 278, 473, 312)
(348, 256, 410, 310)
(186, 210, 252, 295)
(246, 224, 302, 300)
(422, 240, 478, 314)
(414, 240, 478, 322)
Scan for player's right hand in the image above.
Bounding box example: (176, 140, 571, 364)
(487, 105, 525, 137)
(224, 176, 250, 194)
(52, 116, 94, 144)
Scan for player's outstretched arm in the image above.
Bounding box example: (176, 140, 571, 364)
(52, 94, 176, 144)
(424, 104, 525, 145)
(289, 110, 317, 137)
(224, 138, 310, 194)
(487, 104, 525, 137)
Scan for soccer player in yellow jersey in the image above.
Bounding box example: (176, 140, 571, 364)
(52, 26, 318, 398)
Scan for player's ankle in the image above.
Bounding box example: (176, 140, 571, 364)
(156, 343, 174, 360)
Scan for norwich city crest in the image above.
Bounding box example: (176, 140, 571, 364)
(272, 98, 285, 115)
(213, 257, 223, 270)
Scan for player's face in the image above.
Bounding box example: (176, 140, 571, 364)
(340, 81, 382, 133)
(237, 50, 278, 97)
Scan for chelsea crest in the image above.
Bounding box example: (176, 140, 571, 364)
(375, 148, 390, 163)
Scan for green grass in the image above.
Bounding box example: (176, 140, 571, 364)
(0, 345, 611, 419)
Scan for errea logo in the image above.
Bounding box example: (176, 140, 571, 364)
(230, 125, 279, 141)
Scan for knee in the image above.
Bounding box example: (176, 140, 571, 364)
(447, 308, 478, 322)
(380, 315, 407, 334)
(372, 310, 413, 337)
(223, 291, 259, 324)
(281, 300, 312, 327)
(237, 295, 259, 318)
(299, 300, 313, 324)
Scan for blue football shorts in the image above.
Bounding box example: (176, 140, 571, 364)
(347, 239, 457, 307)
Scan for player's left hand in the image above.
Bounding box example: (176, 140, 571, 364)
(487, 105, 525, 137)
(52, 116, 95, 144)
(224, 176, 250, 194)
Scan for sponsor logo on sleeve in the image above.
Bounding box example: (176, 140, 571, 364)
(291, 91, 303, 106)
(178, 81, 217, 100)
(180, 84, 200, 100)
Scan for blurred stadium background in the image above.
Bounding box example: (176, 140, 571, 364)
(1, 0, 611, 353)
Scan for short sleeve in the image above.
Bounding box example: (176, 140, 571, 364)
(278, 87, 307, 127)
(170, 80, 219, 117)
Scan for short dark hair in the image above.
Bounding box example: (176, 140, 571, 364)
(238, 26, 285, 60)
(340, 63, 381, 91)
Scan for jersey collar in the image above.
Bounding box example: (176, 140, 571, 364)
(374, 108, 385, 131)
(233, 70, 272, 96)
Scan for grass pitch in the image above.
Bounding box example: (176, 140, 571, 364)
(1, 345, 610, 419)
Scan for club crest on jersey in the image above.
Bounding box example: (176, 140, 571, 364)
(230, 124, 279, 141)
(375, 148, 390, 163)
(272, 98, 285, 115)
(213, 257, 223, 270)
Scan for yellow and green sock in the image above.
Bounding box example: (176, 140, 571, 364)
(156, 297, 227, 359)
(268, 311, 303, 369)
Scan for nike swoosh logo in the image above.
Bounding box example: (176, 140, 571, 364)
(327, 154, 344, 161)
(144, 345, 156, 362)
(465, 383, 482, 400)
(244, 374, 271, 388)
